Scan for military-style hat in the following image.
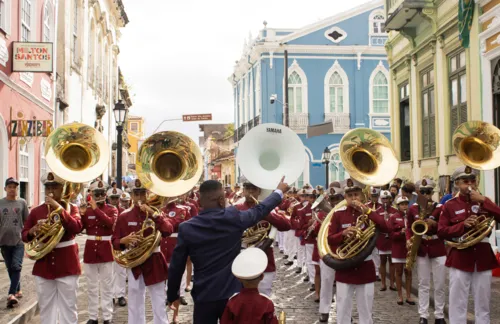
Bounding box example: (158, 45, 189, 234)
(370, 187, 381, 196)
(316, 185, 324, 191)
(234, 183, 241, 189)
(89, 180, 108, 192)
(232, 247, 268, 280)
(107, 187, 123, 197)
(416, 178, 435, 189)
(452, 166, 479, 181)
(225, 184, 231, 189)
(120, 192, 131, 201)
(380, 190, 392, 199)
(396, 196, 410, 205)
(343, 178, 363, 193)
(329, 186, 344, 196)
(41, 172, 65, 186)
(128, 178, 146, 191)
(289, 186, 298, 194)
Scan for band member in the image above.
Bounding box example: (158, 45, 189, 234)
(376, 190, 397, 291)
(162, 196, 191, 323)
(113, 191, 129, 307)
(235, 180, 291, 296)
(319, 187, 344, 323)
(82, 180, 118, 324)
(293, 186, 311, 274)
(299, 188, 317, 287)
(367, 187, 382, 279)
(327, 179, 389, 324)
(224, 185, 233, 200)
(221, 248, 278, 324)
(283, 187, 300, 266)
(22, 172, 83, 324)
(106, 187, 123, 211)
(179, 193, 198, 217)
(277, 190, 292, 255)
(438, 166, 500, 324)
(310, 197, 327, 303)
(112, 179, 174, 324)
(407, 179, 446, 324)
(120, 192, 131, 210)
(389, 196, 415, 306)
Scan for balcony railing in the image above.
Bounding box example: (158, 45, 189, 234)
(324, 112, 350, 133)
(290, 113, 309, 134)
(237, 124, 247, 141)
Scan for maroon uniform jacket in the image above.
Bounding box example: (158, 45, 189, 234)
(438, 195, 500, 272)
(82, 204, 118, 263)
(112, 205, 173, 286)
(290, 203, 302, 235)
(328, 205, 389, 284)
(312, 210, 326, 262)
(236, 200, 291, 272)
(22, 203, 83, 280)
(298, 202, 314, 245)
(406, 203, 446, 258)
(375, 205, 397, 252)
(181, 200, 199, 217)
(366, 201, 382, 210)
(220, 288, 278, 324)
(117, 206, 125, 215)
(388, 211, 408, 259)
(160, 202, 191, 264)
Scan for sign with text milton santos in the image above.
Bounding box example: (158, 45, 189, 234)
(182, 114, 212, 122)
(12, 42, 53, 73)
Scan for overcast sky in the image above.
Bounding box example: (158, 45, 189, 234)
(119, 0, 370, 144)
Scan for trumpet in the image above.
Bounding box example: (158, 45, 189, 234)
(305, 210, 323, 240)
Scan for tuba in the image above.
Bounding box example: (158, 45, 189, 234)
(317, 128, 399, 270)
(114, 131, 203, 268)
(445, 121, 500, 249)
(236, 123, 305, 251)
(26, 123, 110, 260)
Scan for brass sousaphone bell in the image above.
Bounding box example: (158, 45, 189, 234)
(446, 121, 500, 249)
(113, 131, 203, 268)
(26, 122, 110, 260)
(317, 128, 399, 270)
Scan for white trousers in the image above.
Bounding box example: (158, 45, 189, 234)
(277, 231, 285, 251)
(284, 230, 296, 256)
(35, 275, 79, 324)
(417, 256, 446, 320)
(258, 271, 276, 297)
(305, 244, 316, 282)
(84, 262, 114, 321)
(336, 282, 374, 324)
(128, 272, 169, 324)
(297, 242, 306, 269)
(371, 248, 380, 276)
(113, 261, 127, 299)
(319, 260, 336, 314)
(449, 267, 492, 324)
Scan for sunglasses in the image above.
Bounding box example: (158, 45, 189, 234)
(419, 189, 433, 195)
(93, 191, 106, 197)
(460, 178, 476, 184)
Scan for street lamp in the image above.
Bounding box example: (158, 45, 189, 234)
(322, 147, 331, 188)
(113, 100, 128, 189)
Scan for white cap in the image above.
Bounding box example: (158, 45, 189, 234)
(231, 248, 268, 280)
(415, 178, 435, 189)
(107, 188, 123, 197)
(396, 196, 409, 205)
(369, 187, 381, 195)
(41, 172, 65, 186)
(89, 180, 108, 192)
(120, 192, 131, 201)
(380, 190, 391, 199)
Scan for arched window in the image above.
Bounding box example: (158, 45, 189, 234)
(370, 63, 390, 115)
(20, 0, 36, 41)
(329, 151, 346, 183)
(42, 0, 53, 42)
(288, 72, 303, 113)
(324, 60, 349, 115)
(0, 0, 12, 35)
(370, 11, 385, 35)
(328, 72, 344, 113)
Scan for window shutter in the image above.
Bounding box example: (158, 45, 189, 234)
(451, 106, 459, 138)
(460, 104, 468, 125)
(422, 117, 429, 158)
(430, 115, 436, 157)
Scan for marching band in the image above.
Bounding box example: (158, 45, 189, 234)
(11, 119, 500, 324)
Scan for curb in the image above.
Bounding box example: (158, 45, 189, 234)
(6, 301, 39, 324)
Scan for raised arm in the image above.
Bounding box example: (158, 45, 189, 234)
(236, 191, 284, 230)
(94, 206, 117, 228)
(264, 210, 292, 231)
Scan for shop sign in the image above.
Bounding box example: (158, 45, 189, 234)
(12, 42, 53, 73)
(10, 119, 53, 138)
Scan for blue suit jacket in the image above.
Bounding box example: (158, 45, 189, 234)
(166, 191, 283, 303)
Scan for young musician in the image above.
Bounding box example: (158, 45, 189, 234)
(327, 179, 389, 324)
(366, 187, 382, 279)
(106, 187, 123, 211)
(235, 180, 291, 296)
(113, 192, 130, 307)
(388, 197, 415, 306)
(438, 166, 500, 324)
(407, 178, 446, 324)
(376, 190, 397, 291)
(283, 187, 299, 266)
(119, 192, 131, 210)
(112, 179, 174, 324)
(293, 186, 311, 274)
(82, 180, 118, 324)
(22, 172, 83, 324)
(299, 188, 318, 289)
(221, 248, 278, 324)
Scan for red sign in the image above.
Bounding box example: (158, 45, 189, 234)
(182, 114, 212, 122)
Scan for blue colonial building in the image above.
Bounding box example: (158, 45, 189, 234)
(230, 0, 390, 188)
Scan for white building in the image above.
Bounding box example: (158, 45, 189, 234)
(55, 0, 128, 181)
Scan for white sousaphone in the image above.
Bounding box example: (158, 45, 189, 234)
(236, 123, 305, 250)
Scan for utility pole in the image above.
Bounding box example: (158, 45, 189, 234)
(284, 49, 289, 127)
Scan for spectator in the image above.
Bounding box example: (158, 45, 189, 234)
(401, 182, 418, 205)
(0, 177, 29, 308)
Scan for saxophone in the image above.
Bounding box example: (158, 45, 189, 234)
(405, 199, 434, 270)
(305, 209, 323, 240)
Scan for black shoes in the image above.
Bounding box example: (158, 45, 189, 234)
(117, 297, 127, 307)
(319, 314, 329, 322)
(284, 261, 294, 266)
(434, 319, 446, 324)
(103, 321, 112, 324)
(87, 320, 98, 324)
(419, 318, 428, 324)
(295, 268, 302, 274)
(303, 277, 309, 282)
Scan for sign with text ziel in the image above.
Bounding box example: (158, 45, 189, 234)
(182, 114, 212, 122)
(12, 42, 53, 73)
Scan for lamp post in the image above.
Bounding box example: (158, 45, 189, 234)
(113, 100, 128, 189)
(322, 147, 331, 188)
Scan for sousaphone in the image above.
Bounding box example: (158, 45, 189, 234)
(237, 123, 305, 251)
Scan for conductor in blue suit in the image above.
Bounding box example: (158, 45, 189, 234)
(167, 177, 289, 324)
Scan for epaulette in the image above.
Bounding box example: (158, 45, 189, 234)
(229, 292, 239, 300)
(336, 206, 347, 211)
(436, 204, 442, 207)
(412, 203, 418, 206)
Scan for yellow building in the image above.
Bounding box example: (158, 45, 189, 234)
(384, 0, 481, 197)
(127, 115, 145, 172)
(478, 0, 500, 205)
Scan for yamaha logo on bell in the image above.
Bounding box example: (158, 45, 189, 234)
(266, 127, 282, 134)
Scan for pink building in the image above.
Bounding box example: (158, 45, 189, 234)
(0, 0, 56, 206)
